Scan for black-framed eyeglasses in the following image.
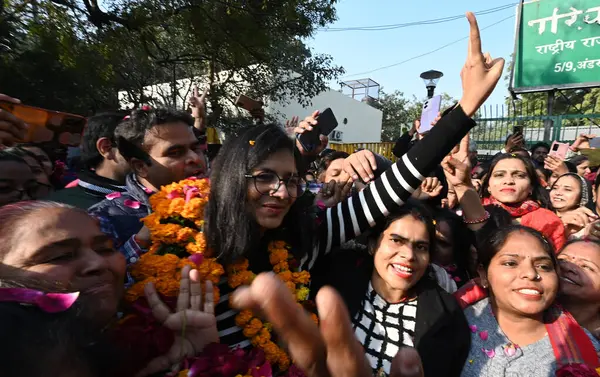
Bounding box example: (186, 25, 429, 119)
(0, 182, 52, 200)
(245, 172, 307, 198)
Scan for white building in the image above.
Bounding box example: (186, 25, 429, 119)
(117, 71, 383, 143)
(267, 85, 383, 143)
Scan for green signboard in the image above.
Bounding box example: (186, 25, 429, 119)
(511, 0, 600, 93)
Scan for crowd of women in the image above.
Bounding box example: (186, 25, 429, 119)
(0, 11, 599, 377)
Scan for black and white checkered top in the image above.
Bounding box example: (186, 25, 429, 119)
(353, 282, 418, 375)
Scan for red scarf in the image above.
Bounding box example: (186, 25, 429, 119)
(483, 196, 540, 218)
(547, 305, 600, 370)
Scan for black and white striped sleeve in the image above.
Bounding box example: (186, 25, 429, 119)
(307, 106, 476, 268)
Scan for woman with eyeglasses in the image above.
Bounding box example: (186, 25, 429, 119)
(0, 151, 46, 207)
(205, 19, 501, 357)
(205, 116, 477, 353)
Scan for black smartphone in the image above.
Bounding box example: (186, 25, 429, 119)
(513, 125, 523, 135)
(296, 108, 338, 152)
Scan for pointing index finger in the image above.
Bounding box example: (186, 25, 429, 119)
(467, 12, 482, 58)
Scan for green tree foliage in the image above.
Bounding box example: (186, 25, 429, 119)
(0, 0, 344, 122)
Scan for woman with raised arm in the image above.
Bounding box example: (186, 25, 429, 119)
(313, 200, 470, 377)
(204, 12, 504, 371)
(443, 149, 566, 251)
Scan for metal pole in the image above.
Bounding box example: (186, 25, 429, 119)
(427, 86, 435, 99)
(543, 90, 555, 142)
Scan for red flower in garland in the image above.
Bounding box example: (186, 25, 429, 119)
(185, 344, 272, 377)
(111, 307, 174, 376)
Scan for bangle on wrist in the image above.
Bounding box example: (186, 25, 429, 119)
(463, 210, 490, 225)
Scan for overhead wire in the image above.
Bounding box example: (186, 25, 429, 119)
(340, 14, 515, 78)
(317, 2, 517, 32)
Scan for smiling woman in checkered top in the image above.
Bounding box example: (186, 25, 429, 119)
(315, 200, 470, 377)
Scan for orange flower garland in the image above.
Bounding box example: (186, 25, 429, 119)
(123, 177, 318, 374)
(228, 241, 318, 371)
(125, 178, 224, 303)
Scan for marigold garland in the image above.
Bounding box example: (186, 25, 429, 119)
(228, 241, 318, 371)
(125, 178, 224, 304)
(121, 177, 318, 375)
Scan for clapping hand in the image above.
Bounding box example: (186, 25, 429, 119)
(458, 12, 505, 117)
(137, 265, 218, 377)
(231, 273, 425, 377)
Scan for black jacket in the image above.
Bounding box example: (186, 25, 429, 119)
(392, 131, 417, 159)
(311, 251, 470, 377)
(47, 170, 127, 210)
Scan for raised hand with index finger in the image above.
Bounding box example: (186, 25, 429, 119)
(442, 133, 474, 191)
(458, 12, 505, 117)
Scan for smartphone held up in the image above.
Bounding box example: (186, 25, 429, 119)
(0, 101, 86, 146)
(549, 141, 570, 160)
(296, 108, 338, 152)
(419, 95, 442, 134)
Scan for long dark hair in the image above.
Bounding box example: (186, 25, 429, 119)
(481, 153, 551, 208)
(205, 124, 313, 263)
